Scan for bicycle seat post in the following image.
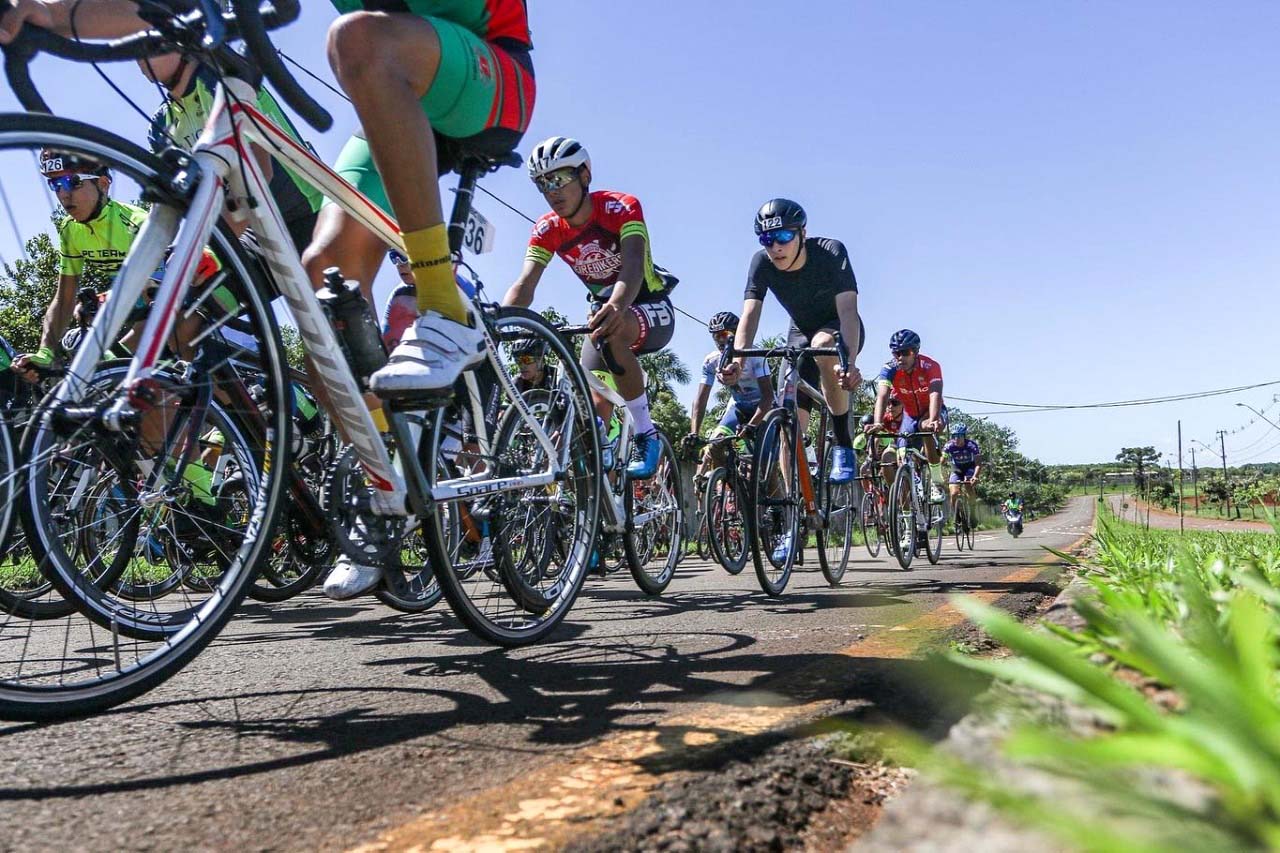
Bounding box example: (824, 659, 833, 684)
(447, 160, 483, 255)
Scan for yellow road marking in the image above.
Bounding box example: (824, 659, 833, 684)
(353, 530, 1093, 853)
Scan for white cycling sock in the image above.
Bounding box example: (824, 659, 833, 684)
(626, 395, 656, 436)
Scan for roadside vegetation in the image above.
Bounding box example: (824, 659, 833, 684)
(911, 505, 1280, 850)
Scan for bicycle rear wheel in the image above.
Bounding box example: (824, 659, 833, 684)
(965, 508, 977, 550)
(924, 466, 944, 565)
(0, 115, 290, 720)
(420, 307, 600, 645)
(751, 409, 797, 596)
(625, 430, 684, 595)
(817, 444, 852, 586)
(888, 464, 916, 570)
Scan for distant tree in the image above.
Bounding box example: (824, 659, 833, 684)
(1116, 446, 1161, 495)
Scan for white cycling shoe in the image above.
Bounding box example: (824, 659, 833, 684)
(323, 555, 382, 601)
(370, 310, 485, 398)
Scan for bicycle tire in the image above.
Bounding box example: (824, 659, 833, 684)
(817, 443, 852, 586)
(965, 510, 976, 550)
(954, 501, 968, 552)
(625, 430, 684, 595)
(924, 466, 944, 565)
(888, 464, 916, 570)
(706, 466, 748, 575)
(421, 306, 600, 645)
(750, 409, 797, 596)
(0, 114, 290, 721)
(859, 490, 881, 559)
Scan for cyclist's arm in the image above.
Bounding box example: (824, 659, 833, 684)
(835, 290, 860, 372)
(503, 259, 546, 308)
(39, 274, 78, 352)
(750, 373, 775, 425)
(604, 233, 645, 311)
(871, 382, 889, 430)
(689, 382, 711, 437)
(928, 380, 943, 424)
(732, 298, 764, 369)
(0, 0, 147, 42)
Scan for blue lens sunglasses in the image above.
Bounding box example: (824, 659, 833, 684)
(758, 228, 799, 248)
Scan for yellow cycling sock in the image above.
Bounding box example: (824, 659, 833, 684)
(403, 224, 467, 324)
(370, 406, 389, 433)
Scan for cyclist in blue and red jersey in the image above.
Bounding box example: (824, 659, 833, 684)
(942, 422, 982, 516)
(503, 137, 677, 479)
(871, 329, 947, 500)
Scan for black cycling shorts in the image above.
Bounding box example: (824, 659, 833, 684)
(580, 297, 675, 374)
(785, 321, 865, 412)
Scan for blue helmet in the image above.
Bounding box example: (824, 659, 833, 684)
(890, 329, 921, 354)
(950, 423, 968, 438)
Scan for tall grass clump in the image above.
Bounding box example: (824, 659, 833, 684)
(930, 506, 1280, 851)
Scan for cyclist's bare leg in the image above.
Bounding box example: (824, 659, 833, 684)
(809, 330, 850, 418)
(588, 310, 644, 420)
(299, 206, 388, 432)
(879, 445, 896, 488)
(327, 13, 443, 233)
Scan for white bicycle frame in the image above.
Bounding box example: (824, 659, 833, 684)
(58, 74, 564, 516)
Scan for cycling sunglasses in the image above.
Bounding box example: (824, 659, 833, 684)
(47, 173, 102, 193)
(388, 249, 409, 266)
(533, 168, 578, 194)
(712, 330, 734, 341)
(758, 228, 798, 248)
(515, 354, 542, 366)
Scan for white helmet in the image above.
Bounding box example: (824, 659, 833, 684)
(526, 136, 590, 181)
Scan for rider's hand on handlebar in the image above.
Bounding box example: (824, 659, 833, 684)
(718, 362, 742, 385)
(12, 346, 53, 384)
(864, 422, 883, 435)
(837, 364, 862, 390)
(0, 0, 53, 46)
(920, 418, 941, 432)
(587, 302, 626, 342)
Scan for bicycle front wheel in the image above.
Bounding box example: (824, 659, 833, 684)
(751, 409, 798, 596)
(924, 466, 944, 565)
(706, 466, 748, 576)
(817, 444, 853, 586)
(859, 489, 881, 559)
(421, 307, 600, 645)
(888, 464, 916, 570)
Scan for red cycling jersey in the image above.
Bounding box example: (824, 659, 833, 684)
(525, 190, 666, 299)
(876, 353, 943, 420)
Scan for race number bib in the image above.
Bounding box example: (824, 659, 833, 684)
(463, 207, 496, 255)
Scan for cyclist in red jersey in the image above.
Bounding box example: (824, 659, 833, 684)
(869, 329, 948, 499)
(503, 137, 677, 479)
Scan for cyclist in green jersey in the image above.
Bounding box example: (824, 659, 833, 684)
(141, 50, 323, 253)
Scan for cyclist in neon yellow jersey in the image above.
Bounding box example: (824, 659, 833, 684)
(141, 50, 322, 253)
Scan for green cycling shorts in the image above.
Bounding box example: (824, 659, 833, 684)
(329, 4, 535, 214)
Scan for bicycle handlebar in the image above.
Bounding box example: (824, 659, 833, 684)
(557, 324, 625, 376)
(0, 1, 330, 131)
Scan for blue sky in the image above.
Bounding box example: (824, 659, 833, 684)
(1, 0, 1277, 465)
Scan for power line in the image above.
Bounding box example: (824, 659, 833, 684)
(959, 379, 1280, 415)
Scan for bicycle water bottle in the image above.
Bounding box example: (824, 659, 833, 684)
(318, 267, 388, 389)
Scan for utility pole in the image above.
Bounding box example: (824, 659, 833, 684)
(1191, 446, 1199, 516)
(1217, 430, 1233, 519)
(1178, 421, 1184, 533)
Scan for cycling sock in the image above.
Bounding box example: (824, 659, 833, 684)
(403, 224, 467, 324)
(626, 394, 656, 436)
(371, 406, 389, 433)
(832, 410, 852, 448)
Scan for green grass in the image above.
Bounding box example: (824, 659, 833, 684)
(896, 505, 1280, 850)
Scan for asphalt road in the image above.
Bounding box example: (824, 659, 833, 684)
(0, 497, 1094, 852)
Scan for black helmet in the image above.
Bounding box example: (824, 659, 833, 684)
(754, 198, 806, 235)
(39, 148, 107, 178)
(708, 311, 739, 334)
(511, 337, 548, 359)
(889, 329, 921, 354)
(860, 413, 874, 426)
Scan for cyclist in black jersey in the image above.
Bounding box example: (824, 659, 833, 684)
(721, 199, 865, 484)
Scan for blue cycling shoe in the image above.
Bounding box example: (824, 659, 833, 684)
(627, 430, 662, 479)
(829, 446, 856, 484)
(771, 532, 794, 564)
